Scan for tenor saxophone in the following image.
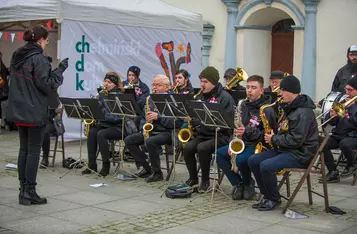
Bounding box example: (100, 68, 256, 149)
(143, 96, 154, 139)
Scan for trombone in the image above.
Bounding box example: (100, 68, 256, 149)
(224, 67, 248, 90)
(319, 95, 357, 128)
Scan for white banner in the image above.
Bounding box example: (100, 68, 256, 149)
(60, 20, 202, 139)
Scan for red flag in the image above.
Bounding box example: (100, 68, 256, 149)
(46, 21, 52, 30)
(4, 32, 9, 40)
(18, 33, 23, 41)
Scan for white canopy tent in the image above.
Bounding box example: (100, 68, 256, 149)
(0, 0, 202, 32)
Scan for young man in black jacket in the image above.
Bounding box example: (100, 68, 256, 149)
(248, 76, 319, 211)
(82, 72, 125, 177)
(124, 75, 181, 182)
(217, 75, 276, 200)
(183, 66, 235, 192)
(321, 76, 357, 182)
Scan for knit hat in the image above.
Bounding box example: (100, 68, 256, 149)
(347, 45, 357, 54)
(127, 66, 141, 77)
(224, 68, 237, 79)
(347, 76, 357, 90)
(270, 70, 284, 79)
(104, 72, 119, 85)
(279, 75, 301, 94)
(199, 66, 220, 85)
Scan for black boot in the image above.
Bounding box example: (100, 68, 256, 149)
(19, 182, 25, 205)
(82, 162, 97, 175)
(99, 162, 110, 177)
(40, 155, 49, 169)
(22, 186, 47, 205)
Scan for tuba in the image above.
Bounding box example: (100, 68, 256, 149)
(143, 96, 154, 139)
(229, 98, 246, 173)
(224, 67, 248, 90)
(178, 118, 193, 145)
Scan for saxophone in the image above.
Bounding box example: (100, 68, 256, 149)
(229, 98, 246, 173)
(254, 101, 275, 154)
(143, 96, 154, 139)
(193, 89, 203, 99)
(178, 117, 193, 146)
(84, 86, 107, 136)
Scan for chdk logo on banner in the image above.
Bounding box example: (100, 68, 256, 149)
(75, 35, 90, 91)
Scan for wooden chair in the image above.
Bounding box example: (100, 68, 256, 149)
(50, 134, 66, 167)
(277, 135, 330, 214)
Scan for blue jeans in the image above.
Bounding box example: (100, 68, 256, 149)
(216, 145, 255, 186)
(248, 149, 304, 202)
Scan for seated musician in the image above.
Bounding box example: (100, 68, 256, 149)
(173, 69, 194, 94)
(322, 76, 357, 182)
(183, 66, 235, 192)
(216, 75, 276, 200)
(264, 71, 284, 93)
(223, 68, 245, 91)
(82, 72, 125, 177)
(248, 76, 319, 211)
(123, 66, 150, 110)
(124, 75, 181, 182)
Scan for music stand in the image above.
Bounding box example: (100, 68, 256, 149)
(103, 93, 141, 177)
(229, 90, 247, 105)
(186, 100, 235, 210)
(264, 91, 278, 103)
(59, 97, 104, 178)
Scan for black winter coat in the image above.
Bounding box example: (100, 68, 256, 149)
(123, 79, 149, 110)
(326, 101, 357, 138)
(271, 94, 319, 165)
(331, 64, 357, 93)
(7, 42, 63, 126)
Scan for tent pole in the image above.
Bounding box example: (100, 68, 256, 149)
(57, 23, 61, 64)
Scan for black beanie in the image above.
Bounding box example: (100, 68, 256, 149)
(127, 66, 141, 77)
(104, 73, 119, 85)
(270, 70, 284, 79)
(280, 75, 301, 94)
(199, 66, 219, 85)
(347, 76, 357, 90)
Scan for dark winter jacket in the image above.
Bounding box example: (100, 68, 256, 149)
(271, 94, 319, 165)
(123, 79, 149, 110)
(0, 60, 9, 100)
(239, 95, 277, 147)
(97, 87, 124, 128)
(177, 82, 194, 95)
(7, 42, 63, 126)
(331, 64, 357, 93)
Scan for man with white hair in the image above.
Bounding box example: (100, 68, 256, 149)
(124, 74, 181, 182)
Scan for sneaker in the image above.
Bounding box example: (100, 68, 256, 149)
(232, 183, 243, 200)
(185, 179, 199, 189)
(252, 198, 268, 209)
(325, 170, 340, 183)
(243, 179, 255, 200)
(145, 171, 164, 183)
(199, 180, 210, 193)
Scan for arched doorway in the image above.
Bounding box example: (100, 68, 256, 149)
(271, 19, 295, 74)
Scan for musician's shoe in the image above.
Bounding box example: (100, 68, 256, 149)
(185, 179, 199, 192)
(258, 199, 281, 211)
(82, 163, 97, 175)
(199, 180, 210, 193)
(322, 170, 340, 183)
(243, 179, 255, 200)
(145, 171, 163, 182)
(232, 183, 243, 200)
(99, 162, 110, 177)
(22, 185, 47, 205)
(341, 166, 356, 178)
(252, 198, 268, 209)
(135, 168, 152, 178)
(39, 155, 49, 169)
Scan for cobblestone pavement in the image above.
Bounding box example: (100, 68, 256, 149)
(1, 130, 357, 234)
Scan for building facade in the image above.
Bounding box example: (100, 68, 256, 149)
(163, 0, 357, 101)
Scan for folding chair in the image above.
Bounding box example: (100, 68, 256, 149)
(50, 134, 66, 167)
(278, 135, 330, 214)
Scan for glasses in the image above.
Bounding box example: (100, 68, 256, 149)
(152, 83, 164, 87)
(345, 87, 355, 92)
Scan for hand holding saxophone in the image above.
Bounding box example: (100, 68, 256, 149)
(146, 111, 158, 121)
(264, 132, 275, 144)
(234, 127, 245, 137)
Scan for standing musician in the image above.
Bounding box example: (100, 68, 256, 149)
(172, 69, 194, 94)
(123, 66, 150, 110)
(264, 71, 284, 93)
(321, 76, 357, 182)
(223, 68, 246, 91)
(216, 75, 276, 200)
(183, 66, 235, 192)
(82, 72, 125, 177)
(318, 45, 357, 108)
(248, 76, 319, 211)
(124, 75, 181, 182)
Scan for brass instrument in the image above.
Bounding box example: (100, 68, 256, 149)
(95, 86, 108, 99)
(229, 98, 246, 173)
(272, 72, 289, 95)
(224, 67, 248, 90)
(193, 89, 203, 99)
(143, 96, 154, 139)
(123, 81, 138, 89)
(178, 118, 194, 145)
(319, 95, 357, 128)
(172, 85, 178, 93)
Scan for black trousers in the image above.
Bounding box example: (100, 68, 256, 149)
(323, 135, 357, 171)
(183, 135, 226, 182)
(124, 131, 172, 173)
(87, 124, 123, 164)
(42, 121, 56, 157)
(17, 126, 45, 187)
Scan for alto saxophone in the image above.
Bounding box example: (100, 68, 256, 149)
(178, 117, 193, 146)
(228, 98, 246, 173)
(143, 96, 154, 139)
(254, 101, 276, 154)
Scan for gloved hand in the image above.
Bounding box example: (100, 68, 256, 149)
(58, 57, 69, 72)
(47, 56, 53, 63)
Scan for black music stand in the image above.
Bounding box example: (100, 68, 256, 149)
(228, 90, 247, 105)
(186, 100, 234, 209)
(59, 97, 105, 178)
(103, 93, 141, 177)
(264, 91, 278, 103)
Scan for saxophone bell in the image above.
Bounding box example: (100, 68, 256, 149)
(178, 118, 194, 145)
(229, 138, 245, 155)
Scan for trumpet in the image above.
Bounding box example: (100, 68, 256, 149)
(124, 81, 138, 89)
(319, 95, 357, 128)
(224, 67, 248, 90)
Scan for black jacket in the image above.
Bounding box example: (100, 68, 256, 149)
(0, 60, 9, 100)
(177, 82, 194, 94)
(240, 95, 277, 147)
(97, 87, 124, 129)
(264, 86, 273, 93)
(331, 64, 357, 93)
(271, 95, 319, 165)
(193, 83, 235, 141)
(326, 101, 357, 137)
(123, 79, 149, 110)
(7, 42, 63, 126)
